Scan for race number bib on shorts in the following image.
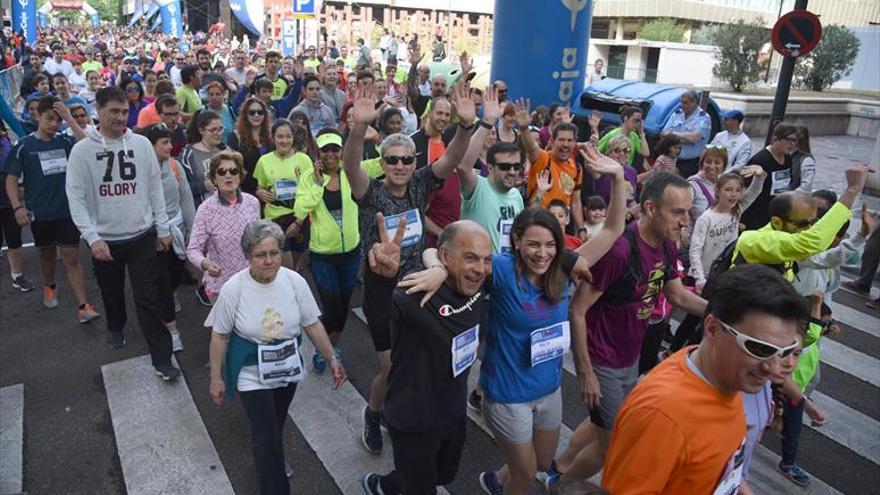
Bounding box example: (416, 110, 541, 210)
(713, 437, 746, 495)
(38, 149, 68, 176)
(499, 219, 513, 253)
(275, 179, 297, 202)
(771, 170, 791, 195)
(530, 322, 570, 367)
(451, 325, 479, 378)
(257, 339, 306, 385)
(384, 209, 423, 248)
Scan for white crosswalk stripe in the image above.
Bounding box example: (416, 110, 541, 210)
(820, 337, 880, 387)
(827, 300, 880, 338)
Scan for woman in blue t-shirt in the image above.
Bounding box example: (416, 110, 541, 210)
(405, 146, 628, 495)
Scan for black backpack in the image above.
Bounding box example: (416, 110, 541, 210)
(702, 239, 790, 298)
(600, 225, 675, 306)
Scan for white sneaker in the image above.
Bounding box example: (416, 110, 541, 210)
(171, 331, 184, 352)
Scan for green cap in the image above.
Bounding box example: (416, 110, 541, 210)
(316, 133, 343, 149)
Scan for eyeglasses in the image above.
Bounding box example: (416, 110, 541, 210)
(778, 136, 799, 145)
(215, 168, 240, 176)
(493, 161, 522, 171)
(610, 148, 631, 155)
(320, 145, 342, 153)
(383, 155, 416, 166)
(718, 319, 799, 361)
(784, 217, 815, 229)
(161, 111, 179, 117)
(126, 87, 140, 93)
(248, 109, 266, 116)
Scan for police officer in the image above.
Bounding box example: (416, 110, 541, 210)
(661, 89, 711, 177)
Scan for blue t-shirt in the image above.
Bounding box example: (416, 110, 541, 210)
(3, 132, 76, 221)
(480, 253, 571, 403)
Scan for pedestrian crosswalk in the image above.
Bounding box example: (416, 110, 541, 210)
(1, 298, 877, 494)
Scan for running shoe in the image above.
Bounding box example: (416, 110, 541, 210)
(195, 284, 212, 306)
(543, 460, 561, 492)
(312, 351, 326, 374)
(171, 331, 184, 352)
(778, 463, 811, 487)
(43, 286, 59, 309)
(362, 405, 383, 455)
(77, 304, 101, 323)
(467, 389, 482, 412)
(154, 364, 182, 382)
(360, 473, 384, 495)
(108, 332, 127, 349)
(12, 275, 34, 292)
(478, 471, 503, 495)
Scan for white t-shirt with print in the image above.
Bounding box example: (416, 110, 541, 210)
(205, 267, 321, 391)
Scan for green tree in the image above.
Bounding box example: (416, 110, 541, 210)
(88, 0, 120, 25)
(638, 18, 686, 42)
(711, 18, 769, 92)
(692, 24, 721, 45)
(794, 24, 860, 91)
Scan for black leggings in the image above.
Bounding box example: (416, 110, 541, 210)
(378, 417, 468, 495)
(239, 384, 297, 495)
(157, 250, 185, 324)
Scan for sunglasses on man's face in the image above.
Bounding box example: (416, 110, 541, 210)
(718, 319, 799, 361)
(493, 161, 522, 171)
(383, 155, 415, 166)
(215, 167, 240, 177)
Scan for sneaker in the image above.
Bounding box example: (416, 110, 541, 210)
(154, 364, 182, 382)
(478, 471, 503, 495)
(360, 473, 384, 495)
(107, 332, 127, 349)
(195, 284, 212, 306)
(170, 331, 184, 352)
(842, 280, 870, 297)
(468, 389, 482, 412)
(867, 298, 880, 311)
(284, 458, 294, 479)
(543, 460, 561, 492)
(77, 304, 101, 323)
(12, 275, 34, 292)
(778, 463, 811, 487)
(43, 286, 59, 309)
(312, 351, 326, 374)
(362, 405, 383, 455)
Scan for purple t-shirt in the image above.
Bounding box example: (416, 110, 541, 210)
(592, 165, 638, 206)
(586, 223, 678, 367)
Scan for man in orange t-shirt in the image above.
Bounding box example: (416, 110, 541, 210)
(516, 102, 584, 234)
(601, 265, 807, 495)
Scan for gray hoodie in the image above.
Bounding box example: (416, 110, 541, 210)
(66, 126, 169, 245)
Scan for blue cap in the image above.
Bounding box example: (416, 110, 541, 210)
(723, 109, 744, 121)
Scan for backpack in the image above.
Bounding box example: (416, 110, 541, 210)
(702, 239, 790, 298)
(600, 225, 675, 305)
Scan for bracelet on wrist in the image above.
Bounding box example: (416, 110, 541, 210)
(458, 121, 476, 131)
(478, 120, 494, 130)
(13, 205, 24, 212)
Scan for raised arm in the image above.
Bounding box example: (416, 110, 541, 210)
(406, 45, 423, 104)
(429, 79, 477, 179)
(574, 145, 626, 266)
(459, 86, 501, 198)
(342, 85, 380, 199)
(514, 98, 541, 164)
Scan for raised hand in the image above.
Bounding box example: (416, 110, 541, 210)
(352, 84, 380, 124)
(739, 165, 765, 178)
(581, 143, 623, 177)
(368, 212, 407, 278)
(459, 51, 471, 75)
(845, 163, 870, 192)
(514, 97, 531, 128)
(589, 109, 601, 130)
(561, 107, 574, 124)
(450, 78, 475, 124)
(480, 86, 501, 125)
(408, 44, 423, 65)
(293, 58, 304, 78)
(536, 169, 553, 194)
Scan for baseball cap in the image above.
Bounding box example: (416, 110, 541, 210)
(723, 109, 744, 121)
(316, 133, 343, 149)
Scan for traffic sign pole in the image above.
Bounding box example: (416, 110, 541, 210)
(765, 0, 809, 145)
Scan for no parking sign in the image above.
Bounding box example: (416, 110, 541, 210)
(771, 10, 823, 58)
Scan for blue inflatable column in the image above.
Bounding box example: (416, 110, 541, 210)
(157, 0, 184, 38)
(12, 0, 38, 44)
(491, 0, 593, 108)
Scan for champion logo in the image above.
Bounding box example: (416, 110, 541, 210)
(438, 291, 482, 317)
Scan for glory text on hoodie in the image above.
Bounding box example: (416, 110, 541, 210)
(66, 127, 169, 245)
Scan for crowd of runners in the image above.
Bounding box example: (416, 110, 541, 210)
(0, 23, 878, 495)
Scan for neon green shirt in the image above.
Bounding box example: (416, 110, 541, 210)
(253, 151, 314, 220)
(175, 85, 203, 114)
(82, 61, 102, 75)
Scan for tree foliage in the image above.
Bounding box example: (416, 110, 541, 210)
(711, 18, 769, 92)
(36, 0, 120, 25)
(794, 25, 860, 91)
(692, 24, 721, 45)
(639, 18, 686, 43)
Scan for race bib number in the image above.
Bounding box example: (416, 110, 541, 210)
(713, 437, 746, 495)
(330, 208, 343, 229)
(257, 339, 306, 385)
(530, 322, 570, 367)
(451, 325, 479, 378)
(384, 209, 423, 248)
(771, 170, 791, 195)
(499, 219, 513, 253)
(38, 149, 68, 176)
(275, 179, 297, 202)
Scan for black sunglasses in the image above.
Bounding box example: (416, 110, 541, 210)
(493, 161, 522, 171)
(384, 155, 415, 166)
(321, 145, 342, 152)
(248, 109, 266, 117)
(215, 168, 240, 177)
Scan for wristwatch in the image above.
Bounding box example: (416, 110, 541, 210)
(478, 120, 494, 130)
(458, 121, 476, 131)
